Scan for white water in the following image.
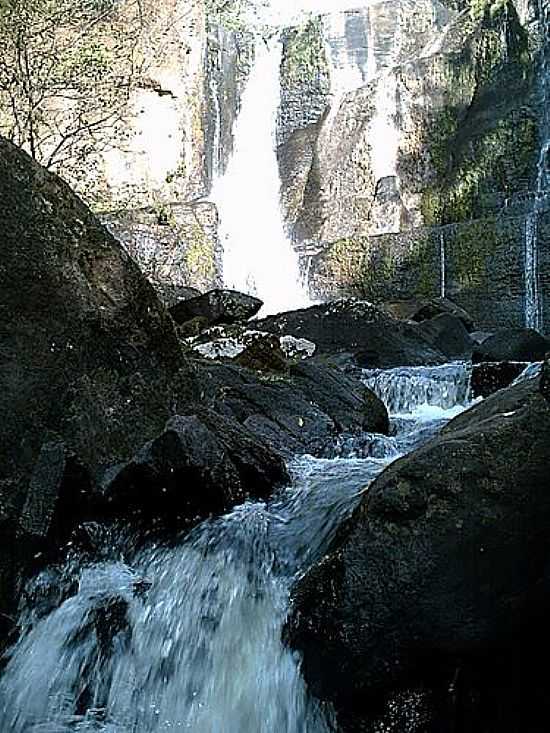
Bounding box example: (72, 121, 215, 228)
(525, 211, 542, 330)
(524, 1, 549, 331)
(440, 231, 447, 299)
(0, 363, 475, 733)
(212, 41, 309, 315)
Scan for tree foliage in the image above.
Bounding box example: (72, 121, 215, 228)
(0, 0, 148, 171)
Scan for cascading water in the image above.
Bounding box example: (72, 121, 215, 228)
(0, 362, 476, 733)
(524, 0, 549, 331)
(211, 41, 310, 315)
(440, 231, 447, 299)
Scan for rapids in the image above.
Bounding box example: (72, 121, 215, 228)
(0, 362, 478, 733)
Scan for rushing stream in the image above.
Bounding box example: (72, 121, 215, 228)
(0, 362, 475, 732)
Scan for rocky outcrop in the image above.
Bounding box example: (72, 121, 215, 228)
(255, 300, 448, 368)
(470, 360, 528, 398)
(281, 3, 549, 333)
(169, 289, 263, 327)
(287, 371, 550, 731)
(104, 202, 221, 303)
(198, 358, 389, 457)
(100, 410, 289, 529)
(0, 137, 203, 638)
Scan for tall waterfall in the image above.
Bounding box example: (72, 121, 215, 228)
(212, 41, 310, 315)
(524, 0, 549, 331)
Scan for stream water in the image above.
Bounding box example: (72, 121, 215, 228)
(0, 362, 475, 733)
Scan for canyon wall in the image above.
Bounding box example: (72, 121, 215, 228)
(278, 0, 549, 330)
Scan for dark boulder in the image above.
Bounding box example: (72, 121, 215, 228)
(255, 300, 446, 369)
(411, 298, 475, 332)
(287, 374, 550, 731)
(156, 284, 201, 309)
(169, 288, 263, 327)
(472, 328, 550, 363)
(471, 361, 528, 399)
(384, 297, 475, 331)
(196, 359, 389, 457)
(0, 138, 197, 640)
(415, 313, 475, 361)
(100, 409, 289, 528)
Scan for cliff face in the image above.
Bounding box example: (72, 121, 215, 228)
(277, 0, 549, 331)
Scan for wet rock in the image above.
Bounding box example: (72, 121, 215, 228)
(187, 325, 317, 370)
(100, 410, 289, 527)
(169, 288, 263, 327)
(197, 359, 389, 457)
(287, 375, 550, 730)
(255, 300, 446, 369)
(410, 298, 475, 332)
(471, 361, 528, 399)
(414, 313, 475, 360)
(472, 328, 550, 363)
(384, 297, 475, 332)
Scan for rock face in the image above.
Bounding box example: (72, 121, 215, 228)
(169, 289, 263, 327)
(0, 137, 199, 632)
(104, 202, 222, 303)
(198, 358, 389, 457)
(470, 361, 529, 398)
(279, 3, 549, 333)
(255, 300, 448, 368)
(287, 373, 550, 731)
(100, 410, 289, 528)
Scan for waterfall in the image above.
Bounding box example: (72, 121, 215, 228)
(440, 231, 447, 299)
(525, 211, 542, 331)
(211, 41, 310, 315)
(0, 363, 475, 733)
(523, 0, 549, 331)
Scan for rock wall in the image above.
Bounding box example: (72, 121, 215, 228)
(276, 0, 550, 332)
(61, 0, 211, 211)
(310, 206, 550, 331)
(104, 202, 222, 304)
(281, 1, 541, 242)
(205, 25, 255, 186)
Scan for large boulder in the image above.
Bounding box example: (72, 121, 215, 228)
(287, 373, 550, 731)
(470, 361, 528, 399)
(100, 410, 289, 529)
(472, 328, 550, 363)
(197, 358, 389, 457)
(0, 138, 197, 638)
(169, 288, 263, 327)
(255, 300, 446, 369)
(415, 313, 475, 361)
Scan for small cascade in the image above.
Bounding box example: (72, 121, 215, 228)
(363, 362, 473, 417)
(211, 41, 310, 315)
